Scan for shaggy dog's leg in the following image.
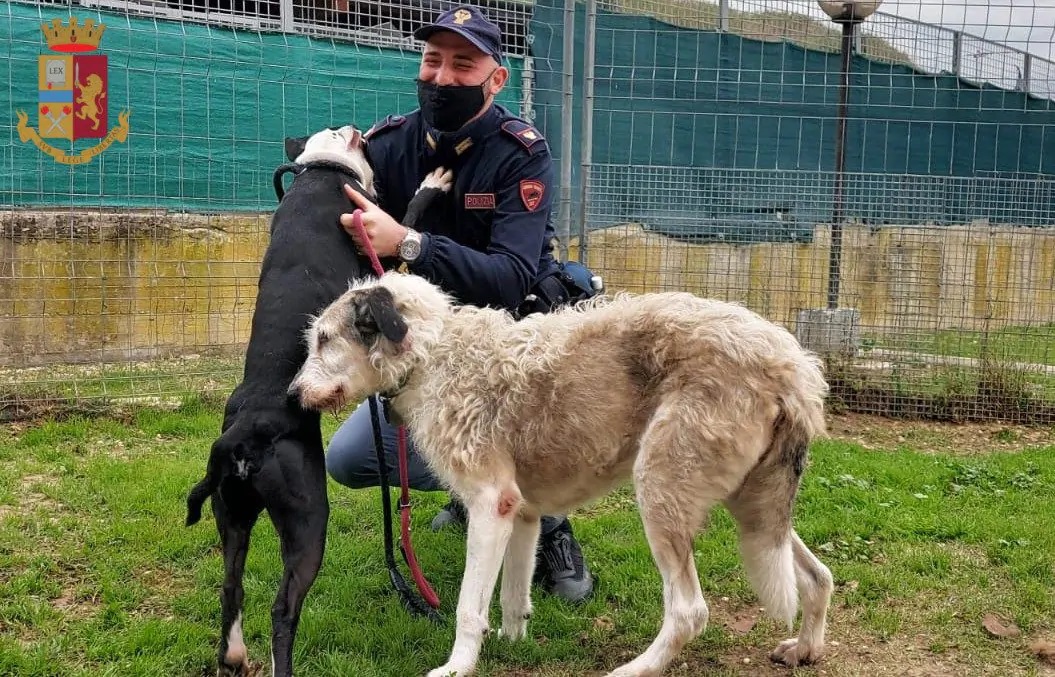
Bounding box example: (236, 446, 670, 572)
(212, 485, 264, 677)
(498, 509, 541, 640)
(607, 401, 715, 677)
(428, 483, 522, 677)
(770, 532, 833, 665)
(723, 413, 833, 667)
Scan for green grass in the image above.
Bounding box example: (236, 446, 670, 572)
(1, 398, 1054, 676)
(0, 355, 243, 405)
(868, 323, 1055, 368)
(836, 323, 1055, 420)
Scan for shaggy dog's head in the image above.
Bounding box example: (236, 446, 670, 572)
(283, 125, 376, 199)
(288, 272, 452, 413)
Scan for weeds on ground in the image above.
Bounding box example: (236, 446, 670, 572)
(0, 398, 1052, 676)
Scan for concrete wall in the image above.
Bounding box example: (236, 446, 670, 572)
(576, 222, 1055, 334)
(0, 210, 268, 366)
(3, 211, 1054, 368)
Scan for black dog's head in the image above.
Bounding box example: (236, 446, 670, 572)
(282, 125, 375, 199)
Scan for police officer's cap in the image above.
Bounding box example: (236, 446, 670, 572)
(414, 6, 504, 63)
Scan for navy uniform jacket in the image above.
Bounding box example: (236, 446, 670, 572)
(362, 103, 561, 311)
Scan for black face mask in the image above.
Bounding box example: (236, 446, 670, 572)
(416, 71, 495, 133)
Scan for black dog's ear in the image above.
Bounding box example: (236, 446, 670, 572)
(352, 287, 408, 345)
(284, 136, 309, 161)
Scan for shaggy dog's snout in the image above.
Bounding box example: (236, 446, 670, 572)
(286, 376, 316, 409)
(288, 373, 345, 413)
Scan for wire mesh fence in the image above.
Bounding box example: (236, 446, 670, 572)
(563, 0, 1055, 424)
(1, 0, 1054, 424)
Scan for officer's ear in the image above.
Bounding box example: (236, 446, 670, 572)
(284, 136, 309, 162)
(486, 65, 509, 98)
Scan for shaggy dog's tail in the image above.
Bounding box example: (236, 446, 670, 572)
(731, 353, 828, 629)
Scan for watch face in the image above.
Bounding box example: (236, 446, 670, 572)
(400, 235, 421, 261)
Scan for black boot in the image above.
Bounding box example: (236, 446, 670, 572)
(430, 495, 468, 532)
(534, 517, 594, 604)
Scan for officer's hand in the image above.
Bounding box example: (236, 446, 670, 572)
(340, 184, 407, 258)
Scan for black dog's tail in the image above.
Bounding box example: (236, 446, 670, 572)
(185, 413, 286, 526)
(185, 472, 220, 526)
(185, 439, 226, 526)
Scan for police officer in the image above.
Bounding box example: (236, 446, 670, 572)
(325, 4, 595, 604)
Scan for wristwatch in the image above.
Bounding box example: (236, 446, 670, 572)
(397, 228, 423, 264)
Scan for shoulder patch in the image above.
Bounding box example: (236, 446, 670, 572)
(500, 120, 546, 153)
(363, 114, 406, 141)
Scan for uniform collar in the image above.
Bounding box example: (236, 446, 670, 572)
(423, 104, 501, 159)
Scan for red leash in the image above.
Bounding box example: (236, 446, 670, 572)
(396, 424, 440, 608)
(350, 209, 441, 611)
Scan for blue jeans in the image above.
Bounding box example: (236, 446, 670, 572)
(325, 398, 567, 536)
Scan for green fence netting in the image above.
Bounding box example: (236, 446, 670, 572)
(530, 0, 1055, 243)
(1, 1, 523, 211)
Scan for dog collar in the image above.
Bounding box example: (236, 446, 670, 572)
(272, 161, 366, 202)
(378, 375, 412, 426)
(379, 374, 410, 401)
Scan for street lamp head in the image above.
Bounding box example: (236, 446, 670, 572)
(817, 1, 882, 23)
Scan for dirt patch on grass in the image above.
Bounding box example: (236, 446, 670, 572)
(11, 473, 66, 518)
(131, 566, 196, 620)
(50, 585, 101, 620)
(500, 577, 1055, 677)
(826, 412, 1055, 455)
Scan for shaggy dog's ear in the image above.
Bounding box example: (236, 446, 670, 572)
(352, 287, 408, 346)
(284, 136, 309, 161)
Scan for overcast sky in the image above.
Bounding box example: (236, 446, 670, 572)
(878, 0, 1055, 59)
(728, 1, 1054, 95)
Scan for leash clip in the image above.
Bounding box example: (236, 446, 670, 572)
(381, 395, 404, 426)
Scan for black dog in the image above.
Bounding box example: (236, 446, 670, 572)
(185, 125, 451, 677)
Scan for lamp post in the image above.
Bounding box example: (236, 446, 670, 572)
(817, 1, 881, 309)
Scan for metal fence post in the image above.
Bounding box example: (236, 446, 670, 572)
(279, 0, 294, 33)
(558, 0, 576, 259)
(951, 31, 962, 76)
(719, 0, 729, 32)
(827, 19, 855, 310)
(576, 0, 597, 264)
(521, 51, 535, 122)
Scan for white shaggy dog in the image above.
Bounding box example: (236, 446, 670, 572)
(289, 272, 834, 677)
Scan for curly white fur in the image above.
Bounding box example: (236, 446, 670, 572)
(290, 272, 835, 677)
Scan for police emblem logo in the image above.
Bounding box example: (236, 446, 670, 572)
(453, 9, 472, 24)
(519, 179, 544, 212)
(14, 16, 131, 165)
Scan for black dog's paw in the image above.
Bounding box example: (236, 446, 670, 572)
(418, 167, 454, 194)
